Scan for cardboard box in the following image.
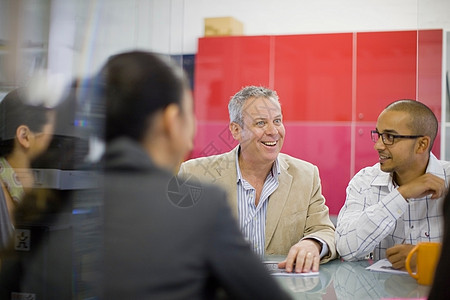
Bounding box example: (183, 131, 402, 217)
(204, 17, 244, 37)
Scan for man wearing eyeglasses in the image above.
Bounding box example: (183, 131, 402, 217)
(335, 99, 450, 269)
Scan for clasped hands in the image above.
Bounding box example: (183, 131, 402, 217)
(386, 244, 416, 270)
(277, 239, 321, 273)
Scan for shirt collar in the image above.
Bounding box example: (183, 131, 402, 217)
(426, 153, 446, 179)
(235, 145, 281, 183)
(371, 169, 392, 187)
(371, 152, 444, 187)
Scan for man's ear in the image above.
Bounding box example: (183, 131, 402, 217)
(416, 136, 431, 154)
(163, 103, 181, 138)
(16, 125, 32, 148)
(229, 122, 241, 141)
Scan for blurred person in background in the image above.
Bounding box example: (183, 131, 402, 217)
(0, 85, 59, 250)
(98, 51, 292, 299)
(0, 78, 100, 299)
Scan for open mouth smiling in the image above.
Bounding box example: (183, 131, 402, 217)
(262, 141, 277, 146)
(379, 154, 391, 162)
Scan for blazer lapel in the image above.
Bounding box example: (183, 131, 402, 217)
(212, 147, 239, 218)
(265, 157, 292, 249)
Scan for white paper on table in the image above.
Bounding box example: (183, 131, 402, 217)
(263, 261, 319, 277)
(365, 258, 409, 275)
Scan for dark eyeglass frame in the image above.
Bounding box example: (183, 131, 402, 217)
(370, 130, 424, 145)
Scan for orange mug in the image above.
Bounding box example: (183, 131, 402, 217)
(405, 242, 441, 285)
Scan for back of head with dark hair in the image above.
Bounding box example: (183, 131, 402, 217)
(31, 79, 91, 170)
(0, 88, 53, 156)
(99, 51, 189, 143)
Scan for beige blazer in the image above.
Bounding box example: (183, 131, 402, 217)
(179, 146, 337, 263)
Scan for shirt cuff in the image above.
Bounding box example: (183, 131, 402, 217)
(301, 237, 329, 259)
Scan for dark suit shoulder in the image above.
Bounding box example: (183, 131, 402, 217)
(175, 174, 228, 208)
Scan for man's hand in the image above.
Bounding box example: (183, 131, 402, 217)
(277, 239, 321, 273)
(397, 173, 446, 200)
(386, 244, 416, 270)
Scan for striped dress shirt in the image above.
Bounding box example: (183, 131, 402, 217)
(336, 153, 450, 261)
(235, 151, 280, 257)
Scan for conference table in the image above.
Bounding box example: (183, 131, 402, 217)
(266, 256, 430, 300)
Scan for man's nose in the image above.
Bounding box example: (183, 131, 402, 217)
(373, 136, 385, 151)
(266, 122, 278, 135)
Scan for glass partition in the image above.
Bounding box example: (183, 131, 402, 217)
(0, 1, 449, 299)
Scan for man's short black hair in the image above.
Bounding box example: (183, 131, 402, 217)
(385, 99, 438, 152)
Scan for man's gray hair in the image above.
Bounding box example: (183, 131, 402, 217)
(228, 86, 280, 127)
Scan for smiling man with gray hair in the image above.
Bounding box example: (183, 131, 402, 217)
(179, 85, 337, 273)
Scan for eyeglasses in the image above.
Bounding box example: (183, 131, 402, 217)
(370, 130, 423, 145)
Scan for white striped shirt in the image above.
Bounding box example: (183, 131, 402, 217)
(235, 150, 280, 257)
(336, 153, 450, 261)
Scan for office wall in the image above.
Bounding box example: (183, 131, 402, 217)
(2, 2, 448, 84)
(41, 0, 450, 76)
(168, 0, 450, 54)
(2, 0, 450, 75)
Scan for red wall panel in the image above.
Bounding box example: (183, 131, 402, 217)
(354, 125, 380, 174)
(190, 121, 237, 159)
(356, 31, 417, 122)
(417, 29, 443, 158)
(418, 29, 443, 121)
(195, 36, 271, 122)
(273, 34, 353, 121)
(282, 123, 351, 215)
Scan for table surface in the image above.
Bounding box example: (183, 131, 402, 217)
(266, 257, 430, 300)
